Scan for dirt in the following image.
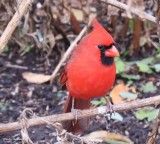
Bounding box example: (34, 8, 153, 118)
(0, 50, 160, 144)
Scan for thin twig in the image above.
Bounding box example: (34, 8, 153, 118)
(0, 95, 160, 134)
(50, 20, 92, 83)
(101, 0, 160, 24)
(0, 0, 32, 53)
(5, 63, 28, 70)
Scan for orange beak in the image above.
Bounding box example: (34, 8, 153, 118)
(105, 45, 119, 57)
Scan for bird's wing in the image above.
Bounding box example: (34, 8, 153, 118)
(60, 69, 68, 86)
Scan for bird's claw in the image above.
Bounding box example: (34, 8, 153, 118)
(104, 96, 115, 118)
(107, 102, 115, 118)
(71, 108, 81, 124)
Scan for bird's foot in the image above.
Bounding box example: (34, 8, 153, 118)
(107, 101, 115, 116)
(71, 108, 82, 124)
(104, 97, 115, 117)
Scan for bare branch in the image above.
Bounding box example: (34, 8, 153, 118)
(101, 0, 159, 24)
(0, 95, 160, 134)
(50, 21, 91, 83)
(0, 0, 32, 53)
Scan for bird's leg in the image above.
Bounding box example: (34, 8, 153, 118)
(104, 96, 115, 116)
(71, 97, 79, 124)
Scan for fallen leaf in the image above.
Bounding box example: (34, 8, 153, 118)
(152, 64, 160, 72)
(135, 107, 159, 121)
(105, 112, 123, 121)
(120, 92, 137, 100)
(71, 8, 83, 21)
(82, 130, 133, 144)
(140, 81, 157, 93)
(110, 83, 128, 104)
(136, 62, 152, 73)
(115, 58, 126, 74)
(140, 57, 155, 65)
(22, 72, 51, 84)
(91, 98, 106, 106)
(121, 74, 141, 80)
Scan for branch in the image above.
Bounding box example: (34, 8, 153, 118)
(0, 0, 32, 53)
(101, 0, 159, 24)
(50, 22, 89, 83)
(0, 95, 160, 134)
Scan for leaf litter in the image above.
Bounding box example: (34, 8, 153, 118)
(0, 0, 160, 143)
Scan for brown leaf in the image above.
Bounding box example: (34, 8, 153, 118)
(70, 11, 81, 34)
(71, 8, 83, 22)
(110, 83, 128, 104)
(83, 130, 133, 144)
(22, 72, 51, 84)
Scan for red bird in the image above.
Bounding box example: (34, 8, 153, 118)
(61, 19, 119, 132)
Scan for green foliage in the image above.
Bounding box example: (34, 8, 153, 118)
(139, 57, 155, 65)
(121, 74, 141, 80)
(3, 45, 9, 53)
(115, 55, 160, 81)
(24, 45, 32, 54)
(140, 81, 157, 93)
(18, 28, 25, 37)
(107, 140, 132, 144)
(0, 102, 10, 112)
(135, 107, 159, 121)
(105, 112, 123, 121)
(120, 92, 137, 99)
(152, 64, 160, 72)
(136, 62, 152, 73)
(115, 57, 126, 74)
(91, 98, 106, 106)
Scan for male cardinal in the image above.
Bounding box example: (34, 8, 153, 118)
(61, 19, 119, 132)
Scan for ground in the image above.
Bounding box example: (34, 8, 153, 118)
(0, 50, 159, 144)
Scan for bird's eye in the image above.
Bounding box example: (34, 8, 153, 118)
(98, 44, 104, 50)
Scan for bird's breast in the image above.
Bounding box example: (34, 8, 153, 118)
(66, 55, 116, 99)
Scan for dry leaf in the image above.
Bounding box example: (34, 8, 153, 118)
(22, 72, 51, 84)
(71, 8, 83, 21)
(110, 83, 128, 104)
(110, 83, 137, 104)
(83, 130, 133, 144)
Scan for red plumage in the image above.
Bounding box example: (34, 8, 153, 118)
(61, 19, 119, 132)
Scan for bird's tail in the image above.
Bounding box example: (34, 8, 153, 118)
(63, 95, 90, 132)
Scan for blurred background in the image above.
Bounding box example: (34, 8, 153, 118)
(0, 0, 160, 143)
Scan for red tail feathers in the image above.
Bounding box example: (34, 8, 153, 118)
(63, 95, 90, 132)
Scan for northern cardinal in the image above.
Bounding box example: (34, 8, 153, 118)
(61, 19, 119, 132)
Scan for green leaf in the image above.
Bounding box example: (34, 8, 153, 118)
(115, 58, 126, 74)
(121, 74, 141, 80)
(152, 64, 160, 72)
(136, 62, 152, 73)
(140, 57, 155, 65)
(107, 140, 131, 144)
(18, 28, 24, 37)
(140, 81, 157, 93)
(91, 98, 106, 106)
(0, 102, 9, 112)
(135, 108, 159, 121)
(105, 112, 123, 121)
(24, 45, 32, 54)
(120, 92, 137, 99)
(3, 45, 9, 53)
